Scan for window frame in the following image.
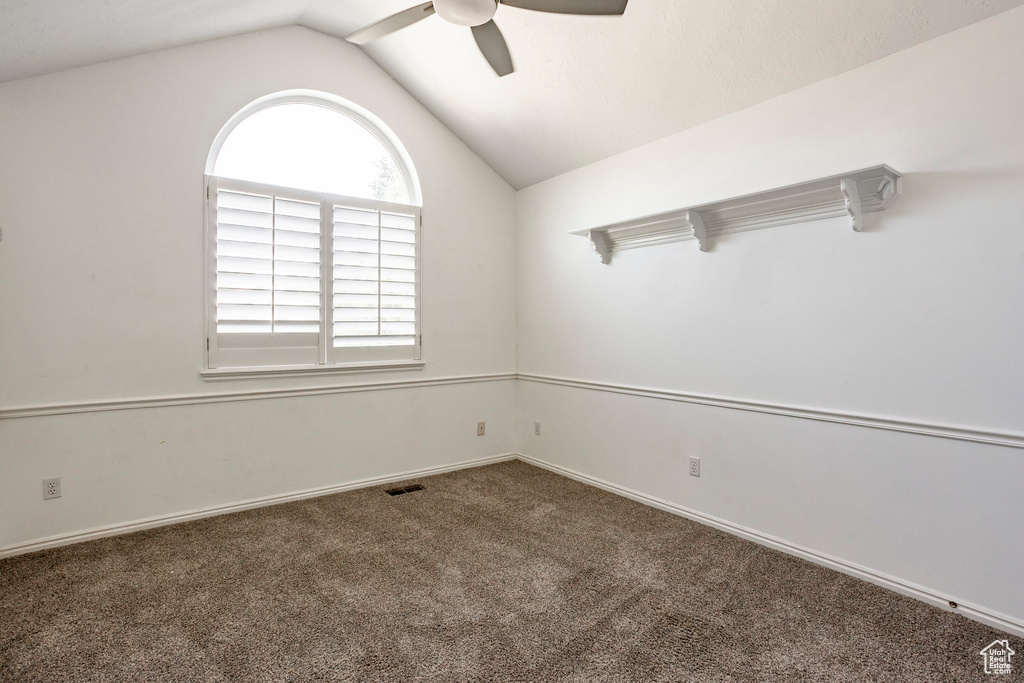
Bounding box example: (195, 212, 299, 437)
(201, 91, 423, 380)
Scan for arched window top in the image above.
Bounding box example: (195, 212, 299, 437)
(207, 90, 421, 205)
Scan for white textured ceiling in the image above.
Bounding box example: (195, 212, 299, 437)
(0, 0, 306, 81)
(2, 0, 1022, 188)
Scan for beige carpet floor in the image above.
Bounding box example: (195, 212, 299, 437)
(0, 460, 1017, 681)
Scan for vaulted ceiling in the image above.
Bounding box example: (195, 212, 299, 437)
(2, 0, 1021, 188)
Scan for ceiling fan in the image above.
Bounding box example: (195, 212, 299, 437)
(345, 0, 629, 77)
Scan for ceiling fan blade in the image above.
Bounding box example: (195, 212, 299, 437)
(471, 20, 514, 77)
(345, 2, 436, 45)
(499, 0, 627, 15)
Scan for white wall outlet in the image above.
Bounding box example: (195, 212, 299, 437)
(43, 477, 61, 499)
(689, 457, 700, 477)
(534, 421, 541, 436)
(477, 421, 486, 436)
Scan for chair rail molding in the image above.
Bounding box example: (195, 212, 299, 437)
(516, 373, 1024, 450)
(0, 373, 517, 419)
(572, 165, 902, 263)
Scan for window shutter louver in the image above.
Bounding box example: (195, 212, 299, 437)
(332, 204, 417, 349)
(216, 190, 275, 333)
(271, 197, 321, 333)
(216, 189, 322, 335)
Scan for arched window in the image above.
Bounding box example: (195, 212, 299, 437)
(204, 91, 422, 375)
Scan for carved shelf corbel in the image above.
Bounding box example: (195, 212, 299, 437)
(572, 164, 902, 263)
(587, 229, 612, 264)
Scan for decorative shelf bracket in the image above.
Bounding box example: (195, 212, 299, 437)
(841, 177, 862, 232)
(588, 229, 612, 264)
(684, 210, 709, 252)
(572, 164, 902, 264)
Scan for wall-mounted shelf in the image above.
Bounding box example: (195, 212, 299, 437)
(572, 164, 902, 264)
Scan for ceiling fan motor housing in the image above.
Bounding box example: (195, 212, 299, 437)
(433, 0, 499, 26)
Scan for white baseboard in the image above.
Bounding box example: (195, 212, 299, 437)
(515, 453, 1024, 638)
(0, 453, 517, 560)
(5, 450, 1020, 638)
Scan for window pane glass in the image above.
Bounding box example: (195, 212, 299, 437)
(214, 103, 409, 203)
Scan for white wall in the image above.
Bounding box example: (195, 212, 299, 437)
(515, 8, 1024, 633)
(0, 27, 517, 552)
(2, 7, 1022, 638)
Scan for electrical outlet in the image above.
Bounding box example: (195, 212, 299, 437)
(477, 421, 486, 436)
(688, 457, 700, 478)
(534, 421, 541, 436)
(43, 477, 61, 500)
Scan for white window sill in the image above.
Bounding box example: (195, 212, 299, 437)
(201, 360, 425, 381)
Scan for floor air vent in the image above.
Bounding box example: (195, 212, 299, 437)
(385, 484, 424, 496)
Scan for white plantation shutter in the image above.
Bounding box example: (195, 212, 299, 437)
(207, 177, 420, 369)
(332, 205, 417, 350)
(269, 197, 322, 333)
(215, 189, 322, 335)
(215, 190, 275, 333)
